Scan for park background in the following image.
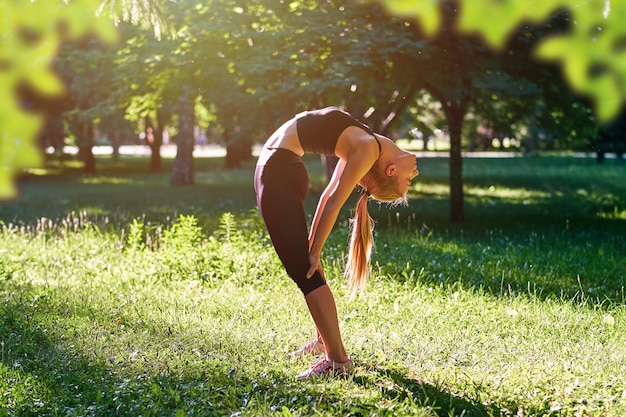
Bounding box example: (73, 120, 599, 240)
(1, 0, 626, 416)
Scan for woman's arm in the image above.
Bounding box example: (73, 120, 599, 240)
(306, 144, 378, 278)
(308, 160, 342, 249)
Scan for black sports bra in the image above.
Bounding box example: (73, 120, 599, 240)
(296, 107, 379, 155)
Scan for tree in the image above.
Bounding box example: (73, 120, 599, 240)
(223, 0, 428, 175)
(393, 4, 504, 222)
(114, 24, 179, 172)
(597, 110, 626, 161)
(170, 84, 195, 185)
(368, 1, 619, 222)
(111, 0, 212, 183)
(56, 37, 120, 173)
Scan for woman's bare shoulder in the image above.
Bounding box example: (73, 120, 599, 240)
(336, 126, 379, 159)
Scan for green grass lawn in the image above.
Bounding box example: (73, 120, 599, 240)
(1, 153, 625, 416)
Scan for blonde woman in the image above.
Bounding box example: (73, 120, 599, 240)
(254, 106, 419, 379)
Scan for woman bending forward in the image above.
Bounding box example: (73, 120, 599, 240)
(254, 106, 419, 379)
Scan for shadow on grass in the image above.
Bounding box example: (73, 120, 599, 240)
(349, 365, 558, 417)
(370, 196, 626, 305)
(352, 366, 500, 417)
(0, 282, 226, 416)
(0, 286, 214, 416)
(4, 167, 259, 230)
(1, 283, 113, 416)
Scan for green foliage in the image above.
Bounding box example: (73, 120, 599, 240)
(376, 0, 626, 122)
(98, 0, 167, 39)
(126, 218, 146, 251)
(161, 214, 203, 251)
(118, 211, 281, 288)
(533, 0, 625, 121)
(0, 0, 117, 199)
(214, 212, 239, 243)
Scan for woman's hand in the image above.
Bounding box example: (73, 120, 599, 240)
(306, 253, 325, 279)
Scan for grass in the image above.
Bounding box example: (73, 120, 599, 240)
(0, 153, 625, 416)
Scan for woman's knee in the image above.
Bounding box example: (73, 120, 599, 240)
(294, 270, 326, 296)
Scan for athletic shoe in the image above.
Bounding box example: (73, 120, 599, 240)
(288, 339, 325, 357)
(295, 356, 354, 379)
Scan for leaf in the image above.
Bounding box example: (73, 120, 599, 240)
(19, 35, 65, 96)
(458, 0, 569, 50)
(535, 37, 588, 90)
(362, 0, 441, 36)
(533, 0, 626, 120)
(0, 104, 43, 199)
(0, 0, 117, 200)
(584, 73, 622, 121)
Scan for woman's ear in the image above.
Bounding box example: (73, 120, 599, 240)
(385, 164, 396, 177)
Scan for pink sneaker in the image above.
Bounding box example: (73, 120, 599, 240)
(288, 339, 325, 357)
(295, 356, 354, 379)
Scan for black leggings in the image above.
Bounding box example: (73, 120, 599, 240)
(254, 148, 326, 296)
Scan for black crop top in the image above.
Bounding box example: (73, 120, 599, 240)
(296, 107, 378, 155)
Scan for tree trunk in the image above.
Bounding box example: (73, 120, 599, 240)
(146, 112, 164, 172)
(83, 146, 96, 174)
(79, 121, 96, 174)
(225, 141, 252, 169)
(170, 86, 195, 186)
(111, 132, 121, 160)
(427, 74, 470, 224)
(149, 138, 161, 172)
(446, 103, 465, 223)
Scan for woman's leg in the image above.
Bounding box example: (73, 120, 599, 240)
(255, 151, 326, 296)
(305, 285, 349, 362)
(255, 150, 348, 363)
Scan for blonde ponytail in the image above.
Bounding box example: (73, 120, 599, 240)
(345, 192, 374, 294)
(345, 160, 408, 294)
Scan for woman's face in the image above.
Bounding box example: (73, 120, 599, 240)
(390, 152, 419, 195)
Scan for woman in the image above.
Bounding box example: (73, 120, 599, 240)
(254, 106, 419, 379)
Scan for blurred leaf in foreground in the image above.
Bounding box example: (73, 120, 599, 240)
(0, 0, 117, 200)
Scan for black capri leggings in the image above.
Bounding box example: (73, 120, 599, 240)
(254, 148, 326, 296)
